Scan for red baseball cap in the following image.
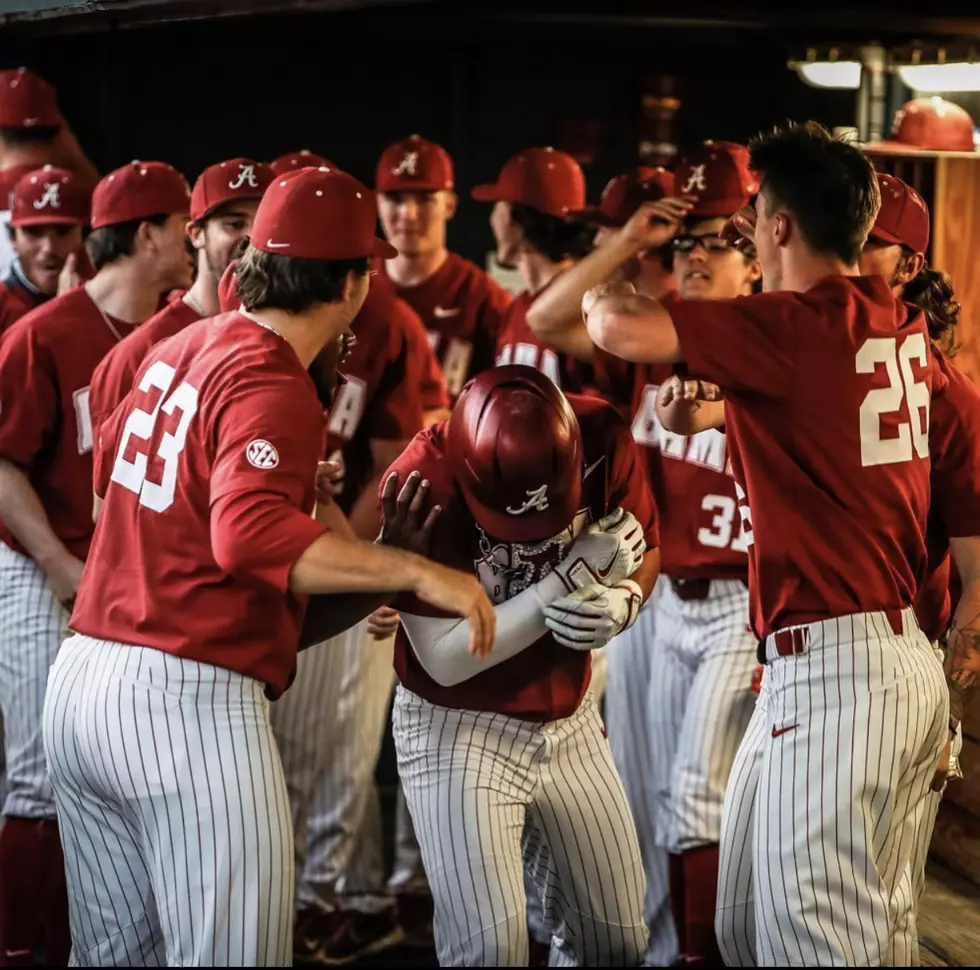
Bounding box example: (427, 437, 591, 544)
(674, 141, 758, 217)
(0, 67, 60, 129)
(376, 135, 454, 193)
(1, 162, 42, 207)
(472, 147, 586, 218)
(869, 173, 930, 255)
(251, 167, 397, 260)
(10, 166, 89, 228)
(191, 157, 274, 222)
(869, 97, 976, 155)
(569, 167, 675, 227)
(90, 161, 192, 230)
(269, 150, 336, 176)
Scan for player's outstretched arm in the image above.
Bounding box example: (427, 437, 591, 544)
(656, 375, 726, 436)
(583, 282, 683, 364)
(527, 198, 692, 362)
(943, 536, 980, 728)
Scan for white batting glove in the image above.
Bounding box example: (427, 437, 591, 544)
(543, 581, 643, 650)
(550, 508, 646, 592)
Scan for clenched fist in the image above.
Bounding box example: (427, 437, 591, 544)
(552, 508, 645, 592)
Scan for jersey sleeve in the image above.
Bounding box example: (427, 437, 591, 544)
(667, 291, 800, 395)
(929, 362, 980, 538)
(605, 410, 659, 551)
(0, 322, 58, 468)
(209, 369, 327, 592)
(88, 349, 137, 448)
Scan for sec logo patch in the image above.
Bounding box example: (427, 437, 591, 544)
(246, 439, 279, 469)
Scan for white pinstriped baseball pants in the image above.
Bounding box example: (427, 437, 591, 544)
(716, 609, 948, 967)
(0, 542, 68, 819)
(648, 579, 758, 853)
(42, 635, 294, 967)
(393, 686, 648, 967)
(603, 585, 678, 967)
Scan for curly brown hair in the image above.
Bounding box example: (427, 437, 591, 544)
(903, 266, 961, 358)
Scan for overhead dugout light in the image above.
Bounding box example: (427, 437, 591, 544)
(790, 49, 862, 89)
(898, 62, 980, 92)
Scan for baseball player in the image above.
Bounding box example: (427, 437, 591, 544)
(0, 159, 191, 967)
(88, 157, 274, 442)
(471, 147, 596, 392)
(384, 363, 657, 967)
(375, 134, 512, 411)
(584, 122, 949, 967)
(529, 143, 763, 965)
(524, 164, 681, 966)
(0, 67, 99, 278)
(274, 275, 429, 965)
(0, 165, 90, 332)
(41, 166, 495, 968)
(857, 173, 980, 962)
(271, 150, 335, 176)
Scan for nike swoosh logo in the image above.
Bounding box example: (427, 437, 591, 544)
(266, 239, 291, 249)
(771, 724, 798, 738)
(583, 456, 604, 481)
(593, 551, 619, 581)
(433, 306, 461, 318)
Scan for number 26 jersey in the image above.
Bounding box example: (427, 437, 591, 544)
(74, 312, 328, 697)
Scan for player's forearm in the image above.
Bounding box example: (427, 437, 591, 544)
(944, 575, 980, 730)
(527, 236, 639, 361)
(346, 473, 384, 541)
(400, 570, 569, 686)
(0, 459, 75, 569)
(586, 294, 683, 364)
(632, 549, 660, 602)
(314, 497, 356, 540)
(657, 397, 726, 436)
(289, 531, 428, 597)
(298, 592, 392, 649)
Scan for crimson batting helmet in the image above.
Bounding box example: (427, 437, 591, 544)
(447, 365, 583, 543)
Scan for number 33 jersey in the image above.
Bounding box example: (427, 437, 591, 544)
(75, 312, 329, 697)
(669, 275, 944, 639)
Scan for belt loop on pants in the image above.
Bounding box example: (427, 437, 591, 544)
(770, 626, 810, 659)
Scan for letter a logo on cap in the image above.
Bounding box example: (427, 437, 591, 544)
(33, 182, 62, 210)
(682, 164, 707, 193)
(506, 485, 550, 515)
(229, 163, 259, 190)
(392, 151, 419, 177)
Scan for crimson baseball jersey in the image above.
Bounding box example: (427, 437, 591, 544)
(380, 251, 512, 400)
(0, 276, 42, 333)
(670, 275, 940, 638)
(0, 286, 138, 560)
(73, 312, 327, 697)
(387, 395, 658, 721)
(915, 353, 980, 642)
(325, 284, 427, 513)
(89, 291, 202, 455)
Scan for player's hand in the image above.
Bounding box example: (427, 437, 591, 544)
(57, 252, 82, 295)
(720, 204, 757, 252)
(582, 280, 636, 323)
(378, 470, 441, 556)
(413, 563, 496, 659)
(314, 459, 344, 505)
(543, 580, 642, 650)
(931, 723, 965, 792)
(750, 665, 764, 694)
(367, 605, 401, 640)
(658, 374, 723, 408)
(619, 196, 696, 251)
(552, 508, 646, 591)
(44, 552, 85, 611)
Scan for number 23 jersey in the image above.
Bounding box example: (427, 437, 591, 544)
(75, 312, 328, 697)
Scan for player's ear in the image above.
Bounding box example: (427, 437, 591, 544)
(899, 251, 926, 286)
(773, 212, 791, 248)
(745, 256, 762, 287)
(444, 191, 459, 221)
(186, 220, 207, 253)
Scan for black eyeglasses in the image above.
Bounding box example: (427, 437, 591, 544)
(671, 234, 738, 255)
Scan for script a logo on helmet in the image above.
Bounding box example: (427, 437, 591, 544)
(506, 484, 549, 515)
(246, 438, 279, 469)
(33, 182, 62, 210)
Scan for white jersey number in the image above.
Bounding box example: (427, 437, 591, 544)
(441, 338, 473, 398)
(73, 387, 93, 455)
(733, 481, 754, 548)
(698, 494, 748, 552)
(856, 334, 930, 467)
(110, 360, 199, 513)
